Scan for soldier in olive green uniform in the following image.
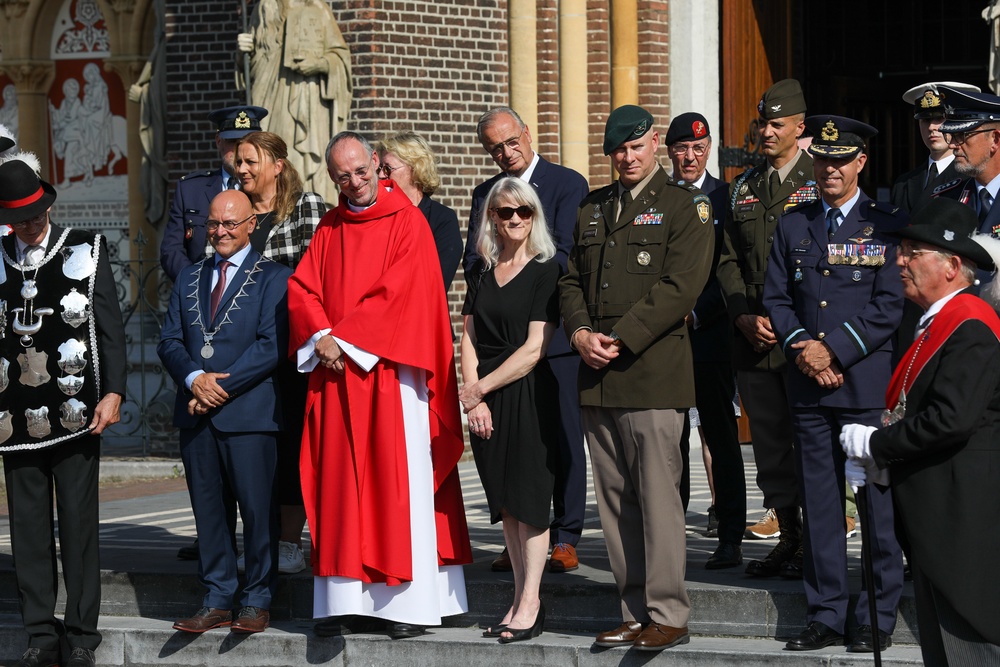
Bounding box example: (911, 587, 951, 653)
(560, 106, 713, 652)
(716, 79, 816, 577)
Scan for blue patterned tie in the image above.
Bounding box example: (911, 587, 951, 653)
(826, 208, 842, 239)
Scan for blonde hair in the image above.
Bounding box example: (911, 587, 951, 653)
(234, 131, 304, 222)
(376, 131, 441, 195)
(475, 178, 556, 270)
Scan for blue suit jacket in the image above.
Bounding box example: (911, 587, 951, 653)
(763, 192, 906, 408)
(463, 154, 589, 275)
(157, 249, 292, 431)
(160, 169, 225, 281)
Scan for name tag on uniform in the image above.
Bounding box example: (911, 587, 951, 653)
(583, 229, 598, 238)
(633, 213, 663, 225)
(827, 243, 887, 266)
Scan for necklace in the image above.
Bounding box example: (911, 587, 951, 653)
(187, 257, 263, 359)
(2, 228, 71, 346)
(882, 329, 929, 427)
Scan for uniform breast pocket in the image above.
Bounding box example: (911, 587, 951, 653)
(626, 226, 665, 275)
(789, 251, 821, 282)
(184, 210, 207, 240)
(733, 210, 757, 251)
(577, 233, 605, 275)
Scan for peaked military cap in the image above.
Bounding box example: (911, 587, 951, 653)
(805, 115, 876, 159)
(757, 79, 807, 120)
(902, 81, 980, 119)
(208, 105, 269, 139)
(603, 105, 654, 155)
(938, 85, 1000, 134)
(890, 197, 995, 271)
(664, 112, 710, 145)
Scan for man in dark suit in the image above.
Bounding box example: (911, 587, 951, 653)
(560, 105, 713, 651)
(159, 105, 268, 281)
(465, 106, 590, 572)
(716, 79, 814, 576)
(843, 198, 1000, 666)
(763, 116, 905, 652)
(665, 111, 746, 570)
(0, 151, 126, 667)
(890, 82, 980, 214)
(158, 190, 292, 635)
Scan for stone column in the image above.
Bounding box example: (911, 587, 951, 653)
(559, 0, 589, 183)
(669, 1, 721, 176)
(609, 0, 638, 110)
(508, 0, 538, 133)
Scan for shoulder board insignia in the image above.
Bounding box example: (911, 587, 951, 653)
(783, 200, 815, 213)
(867, 200, 901, 215)
(932, 178, 963, 195)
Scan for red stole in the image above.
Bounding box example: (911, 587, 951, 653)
(886, 294, 1000, 409)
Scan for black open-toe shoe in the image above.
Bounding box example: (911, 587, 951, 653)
(498, 602, 545, 644)
(481, 623, 507, 638)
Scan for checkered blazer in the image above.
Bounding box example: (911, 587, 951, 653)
(261, 191, 329, 269)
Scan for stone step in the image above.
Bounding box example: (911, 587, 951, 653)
(0, 617, 925, 667)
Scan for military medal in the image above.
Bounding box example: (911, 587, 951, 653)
(794, 268, 803, 283)
(637, 251, 651, 266)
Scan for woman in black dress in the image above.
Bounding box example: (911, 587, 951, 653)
(459, 177, 561, 644)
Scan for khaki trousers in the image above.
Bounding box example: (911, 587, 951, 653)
(583, 406, 690, 627)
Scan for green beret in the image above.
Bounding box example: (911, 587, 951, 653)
(757, 79, 807, 120)
(603, 105, 655, 155)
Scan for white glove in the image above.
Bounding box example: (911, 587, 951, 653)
(840, 423, 876, 461)
(237, 33, 254, 53)
(845, 457, 868, 492)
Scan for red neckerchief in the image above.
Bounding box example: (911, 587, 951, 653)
(886, 293, 1000, 409)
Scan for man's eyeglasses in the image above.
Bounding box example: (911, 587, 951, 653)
(669, 142, 709, 157)
(333, 160, 373, 186)
(944, 128, 995, 146)
(896, 244, 943, 261)
(378, 163, 404, 178)
(492, 205, 534, 220)
(206, 213, 255, 232)
(10, 212, 47, 228)
(488, 129, 526, 158)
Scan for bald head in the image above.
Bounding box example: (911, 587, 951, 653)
(208, 190, 255, 259)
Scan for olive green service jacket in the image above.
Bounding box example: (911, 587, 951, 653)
(559, 165, 714, 409)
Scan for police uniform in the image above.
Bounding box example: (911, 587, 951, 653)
(560, 106, 713, 645)
(159, 105, 268, 281)
(763, 115, 904, 647)
(716, 80, 814, 560)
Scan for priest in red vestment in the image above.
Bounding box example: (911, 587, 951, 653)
(287, 131, 471, 640)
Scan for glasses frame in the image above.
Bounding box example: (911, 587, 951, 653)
(668, 142, 710, 157)
(206, 213, 255, 232)
(378, 163, 404, 178)
(332, 158, 375, 186)
(896, 244, 943, 261)
(492, 205, 534, 220)
(487, 128, 526, 158)
(944, 127, 996, 146)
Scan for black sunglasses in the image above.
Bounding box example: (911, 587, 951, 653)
(492, 205, 534, 220)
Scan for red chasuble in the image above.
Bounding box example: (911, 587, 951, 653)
(288, 181, 471, 585)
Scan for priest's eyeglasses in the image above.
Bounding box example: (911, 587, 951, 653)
(493, 205, 534, 220)
(206, 213, 255, 232)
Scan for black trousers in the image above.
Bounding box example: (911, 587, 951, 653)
(3, 435, 102, 652)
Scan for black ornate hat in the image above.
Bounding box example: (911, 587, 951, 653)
(207, 105, 270, 139)
(938, 86, 1000, 133)
(890, 197, 995, 271)
(805, 115, 877, 159)
(0, 155, 57, 226)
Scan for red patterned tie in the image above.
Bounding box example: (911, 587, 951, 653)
(209, 260, 232, 321)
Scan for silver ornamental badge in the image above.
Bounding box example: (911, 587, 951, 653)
(60, 289, 90, 328)
(61, 243, 97, 281)
(25, 406, 51, 439)
(0, 410, 11, 444)
(59, 398, 87, 432)
(17, 347, 51, 387)
(0, 358, 8, 393)
(57, 374, 84, 396)
(57, 339, 88, 375)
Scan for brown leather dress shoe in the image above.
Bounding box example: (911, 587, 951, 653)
(548, 543, 579, 572)
(594, 621, 644, 647)
(231, 606, 270, 634)
(173, 607, 233, 633)
(491, 548, 512, 572)
(633, 622, 690, 651)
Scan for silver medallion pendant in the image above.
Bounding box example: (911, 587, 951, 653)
(0, 358, 8, 393)
(17, 347, 51, 387)
(881, 391, 906, 427)
(0, 410, 12, 444)
(57, 339, 88, 375)
(61, 243, 97, 281)
(57, 374, 84, 396)
(21, 279, 38, 300)
(59, 398, 88, 432)
(201, 344, 214, 359)
(60, 289, 90, 328)
(25, 406, 51, 439)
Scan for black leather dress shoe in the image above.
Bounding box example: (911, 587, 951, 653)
(177, 538, 199, 560)
(778, 545, 804, 579)
(745, 538, 798, 577)
(705, 542, 742, 570)
(785, 621, 844, 651)
(387, 622, 427, 639)
(66, 647, 96, 667)
(849, 624, 892, 652)
(13, 648, 60, 667)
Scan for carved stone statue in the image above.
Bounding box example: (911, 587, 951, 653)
(128, 0, 169, 224)
(238, 0, 352, 205)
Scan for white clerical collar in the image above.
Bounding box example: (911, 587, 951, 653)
(821, 187, 862, 220)
(515, 152, 540, 183)
(919, 288, 966, 330)
(15, 225, 53, 263)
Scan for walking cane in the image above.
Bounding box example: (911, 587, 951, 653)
(855, 486, 882, 667)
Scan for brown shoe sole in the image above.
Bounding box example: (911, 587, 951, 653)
(172, 619, 232, 633)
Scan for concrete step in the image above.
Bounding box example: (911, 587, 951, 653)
(0, 617, 925, 667)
